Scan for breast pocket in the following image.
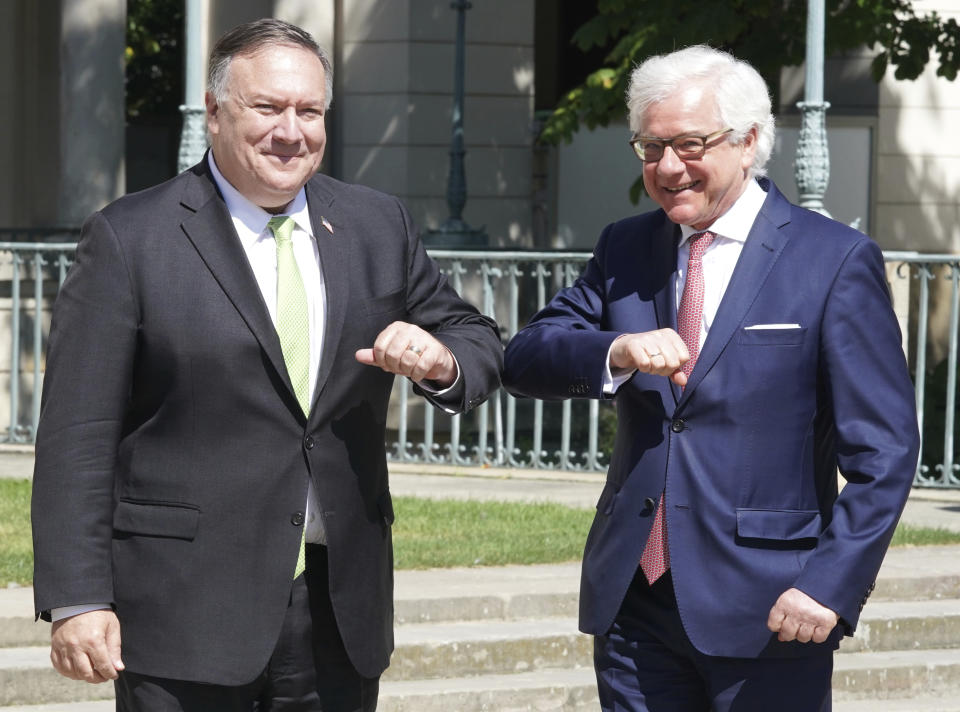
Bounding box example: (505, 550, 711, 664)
(737, 327, 807, 346)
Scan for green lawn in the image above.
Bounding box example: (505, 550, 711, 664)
(889, 522, 960, 547)
(6, 478, 960, 586)
(0, 479, 33, 586)
(392, 496, 592, 569)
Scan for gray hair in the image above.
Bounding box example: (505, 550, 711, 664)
(208, 18, 333, 110)
(626, 45, 775, 178)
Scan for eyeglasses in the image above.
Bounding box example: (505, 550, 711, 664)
(629, 128, 734, 162)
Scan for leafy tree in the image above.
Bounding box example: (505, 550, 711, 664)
(126, 0, 184, 121)
(542, 0, 960, 155)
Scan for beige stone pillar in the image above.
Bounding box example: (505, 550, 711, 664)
(57, 0, 126, 225)
(338, 0, 535, 246)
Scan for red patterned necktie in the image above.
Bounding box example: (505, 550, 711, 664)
(640, 230, 716, 585)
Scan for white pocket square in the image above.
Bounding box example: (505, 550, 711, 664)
(744, 323, 802, 330)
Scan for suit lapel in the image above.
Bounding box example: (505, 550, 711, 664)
(178, 164, 295, 402)
(679, 182, 792, 402)
(305, 177, 351, 408)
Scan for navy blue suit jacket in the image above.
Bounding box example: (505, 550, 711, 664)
(503, 179, 919, 658)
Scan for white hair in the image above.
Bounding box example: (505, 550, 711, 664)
(626, 45, 775, 178)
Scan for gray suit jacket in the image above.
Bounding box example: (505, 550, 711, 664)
(31, 158, 503, 684)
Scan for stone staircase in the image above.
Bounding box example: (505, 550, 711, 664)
(3, 548, 960, 711)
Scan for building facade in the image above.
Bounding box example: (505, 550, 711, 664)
(0, 0, 957, 250)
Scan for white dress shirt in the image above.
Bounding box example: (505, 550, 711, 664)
(604, 179, 767, 392)
(208, 153, 329, 546)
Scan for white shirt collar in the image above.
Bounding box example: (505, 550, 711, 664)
(207, 152, 313, 245)
(678, 178, 767, 246)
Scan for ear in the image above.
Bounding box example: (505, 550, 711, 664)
(205, 92, 220, 136)
(741, 125, 759, 171)
(741, 126, 758, 170)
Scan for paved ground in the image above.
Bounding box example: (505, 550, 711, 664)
(0, 447, 32, 481)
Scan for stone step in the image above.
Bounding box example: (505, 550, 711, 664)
(835, 696, 960, 712)
(0, 617, 593, 705)
(0, 590, 584, 649)
(872, 545, 960, 602)
(0, 705, 115, 712)
(0, 587, 41, 648)
(6, 546, 960, 648)
(0, 655, 595, 709)
(0, 616, 45, 648)
(380, 668, 598, 712)
(385, 617, 590, 681)
(7, 572, 960, 651)
(839, 597, 960, 653)
(393, 562, 580, 625)
(833, 647, 960, 699)
(7, 607, 960, 701)
(3, 670, 960, 712)
(5, 560, 960, 708)
(0, 589, 583, 650)
(873, 573, 960, 602)
(0, 564, 583, 649)
(0, 647, 115, 707)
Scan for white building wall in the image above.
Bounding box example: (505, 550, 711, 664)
(875, 0, 960, 252)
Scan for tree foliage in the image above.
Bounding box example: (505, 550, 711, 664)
(126, 0, 184, 121)
(541, 0, 960, 147)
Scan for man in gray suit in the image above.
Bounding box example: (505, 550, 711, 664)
(31, 18, 502, 712)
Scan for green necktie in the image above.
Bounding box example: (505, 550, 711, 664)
(268, 215, 309, 579)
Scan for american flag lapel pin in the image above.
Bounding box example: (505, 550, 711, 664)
(320, 216, 334, 235)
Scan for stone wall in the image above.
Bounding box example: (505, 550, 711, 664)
(336, 0, 535, 246)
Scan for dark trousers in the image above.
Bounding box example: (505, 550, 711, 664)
(595, 568, 832, 712)
(115, 545, 379, 712)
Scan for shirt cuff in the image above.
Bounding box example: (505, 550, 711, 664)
(50, 603, 112, 622)
(603, 337, 636, 395)
(415, 355, 462, 414)
(415, 356, 461, 396)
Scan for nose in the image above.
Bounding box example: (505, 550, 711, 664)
(656, 144, 685, 176)
(272, 108, 302, 143)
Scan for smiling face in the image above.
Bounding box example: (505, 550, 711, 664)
(641, 85, 756, 230)
(206, 43, 327, 212)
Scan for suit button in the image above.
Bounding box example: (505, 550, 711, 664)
(304, 436, 315, 450)
(643, 497, 656, 513)
(291, 511, 305, 526)
(671, 418, 685, 433)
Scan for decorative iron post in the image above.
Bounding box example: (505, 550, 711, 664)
(795, 0, 831, 216)
(424, 0, 488, 247)
(177, 0, 208, 173)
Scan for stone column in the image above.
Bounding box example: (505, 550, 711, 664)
(58, 0, 126, 224)
(178, 0, 211, 173)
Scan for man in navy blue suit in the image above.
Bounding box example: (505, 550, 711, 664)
(503, 45, 919, 711)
